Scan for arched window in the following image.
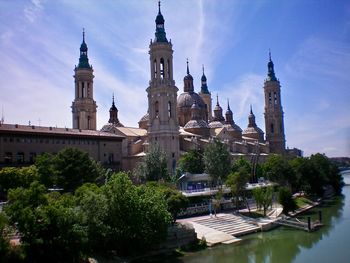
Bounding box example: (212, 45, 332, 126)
(168, 101, 171, 118)
(81, 82, 85, 98)
(88, 116, 91, 129)
(270, 123, 274, 133)
(268, 92, 272, 105)
(160, 58, 165, 79)
(167, 59, 170, 78)
(155, 101, 159, 118)
(153, 59, 157, 79)
(274, 92, 277, 105)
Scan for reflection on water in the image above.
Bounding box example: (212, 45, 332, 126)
(341, 169, 350, 185)
(178, 185, 350, 263)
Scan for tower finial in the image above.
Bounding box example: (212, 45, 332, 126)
(269, 48, 272, 62)
(216, 94, 219, 106)
(112, 93, 115, 106)
(186, 58, 189, 74)
(227, 99, 230, 110)
(158, 1, 161, 13)
(250, 104, 253, 114)
(202, 64, 205, 75)
(83, 28, 85, 42)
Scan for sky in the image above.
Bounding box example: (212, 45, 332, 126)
(0, 0, 349, 157)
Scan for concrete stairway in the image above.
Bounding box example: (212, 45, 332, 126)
(192, 214, 260, 237)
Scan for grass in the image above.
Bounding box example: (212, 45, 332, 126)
(240, 211, 265, 218)
(295, 196, 314, 208)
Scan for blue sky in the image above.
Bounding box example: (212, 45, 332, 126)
(0, 0, 349, 157)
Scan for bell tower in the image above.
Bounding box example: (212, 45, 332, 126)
(264, 51, 285, 154)
(147, 1, 179, 174)
(72, 30, 97, 130)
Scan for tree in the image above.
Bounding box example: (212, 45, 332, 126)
(310, 153, 344, 195)
(328, 161, 344, 195)
(203, 139, 231, 185)
(178, 149, 204, 174)
(134, 143, 168, 182)
(74, 183, 109, 252)
(102, 172, 171, 255)
(35, 148, 103, 191)
(252, 186, 273, 216)
(0, 212, 10, 260)
(278, 187, 297, 214)
(0, 166, 39, 199)
(226, 168, 249, 209)
(232, 157, 251, 175)
(290, 154, 344, 197)
(263, 155, 295, 187)
(144, 182, 189, 223)
(4, 182, 87, 262)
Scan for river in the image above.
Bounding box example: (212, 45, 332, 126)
(171, 169, 350, 263)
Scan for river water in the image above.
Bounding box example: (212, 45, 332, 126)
(177, 170, 350, 263)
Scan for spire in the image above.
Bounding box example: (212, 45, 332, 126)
(213, 94, 224, 122)
(225, 99, 233, 124)
(109, 94, 119, 124)
(78, 28, 91, 69)
(154, 1, 168, 43)
(248, 105, 256, 127)
(183, 59, 194, 92)
(111, 93, 117, 109)
(186, 58, 189, 75)
(200, 64, 209, 94)
(267, 49, 277, 81)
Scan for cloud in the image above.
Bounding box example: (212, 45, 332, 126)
(218, 73, 265, 129)
(24, 0, 44, 23)
(282, 36, 350, 157)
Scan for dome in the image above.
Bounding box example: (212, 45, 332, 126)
(214, 104, 222, 111)
(101, 122, 123, 133)
(184, 74, 193, 81)
(184, 119, 209, 129)
(242, 126, 264, 139)
(223, 123, 242, 132)
(177, 92, 206, 109)
(138, 112, 149, 129)
(139, 112, 149, 123)
(209, 121, 223, 128)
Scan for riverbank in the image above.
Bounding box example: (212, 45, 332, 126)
(173, 185, 350, 263)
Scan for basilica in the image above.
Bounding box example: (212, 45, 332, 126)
(99, 3, 286, 173)
(0, 3, 296, 173)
